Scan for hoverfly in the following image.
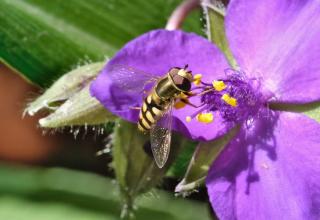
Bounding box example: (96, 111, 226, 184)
(107, 64, 194, 168)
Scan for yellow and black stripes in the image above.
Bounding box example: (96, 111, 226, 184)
(138, 93, 165, 132)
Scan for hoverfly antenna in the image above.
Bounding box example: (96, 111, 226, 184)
(184, 64, 189, 70)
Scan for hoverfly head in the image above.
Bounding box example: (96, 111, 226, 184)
(169, 66, 193, 92)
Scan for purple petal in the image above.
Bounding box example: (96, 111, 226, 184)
(206, 111, 320, 219)
(172, 106, 235, 141)
(90, 29, 231, 140)
(226, 0, 320, 103)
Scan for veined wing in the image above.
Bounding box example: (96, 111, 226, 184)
(106, 64, 160, 94)
(150, 101, 173, 168)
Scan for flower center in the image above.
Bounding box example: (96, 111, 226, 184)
(193, 71, 263, 124)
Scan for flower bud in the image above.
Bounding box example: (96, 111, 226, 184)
(25, 62, 105, 116)
(25, 62, 115, 127)
(39, 85, 115, 127)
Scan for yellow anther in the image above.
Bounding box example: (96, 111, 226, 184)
(186, 116, 192, 122)
(212, 80, 226, 91)
(194, 80, 201, 86)
(196, 113, 214, 124)
(193, 74, 202, 86)
(193, 74, 202, 80)
(174, 101, 186, 109)
(221, 93, 237, 107)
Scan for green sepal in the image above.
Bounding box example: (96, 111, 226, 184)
(202, 0, 237, 68)
(175, 126, 239, 194)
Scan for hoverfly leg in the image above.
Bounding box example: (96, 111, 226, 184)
(188, 87, 215, 97)
(180, 99, 205, 108)
(130, 106, 141, 110)
(183, 91, 198, 97)
(175, 91, 204, 109)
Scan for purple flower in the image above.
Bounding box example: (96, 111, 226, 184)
(90, 30, 232, 141)
(90, 0, 320, 219)
(203, 1, 320, 219)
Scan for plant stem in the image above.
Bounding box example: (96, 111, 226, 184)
(165, 0, 200, 30)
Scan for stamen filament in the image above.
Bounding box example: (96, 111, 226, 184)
(189, 104, 210, 118)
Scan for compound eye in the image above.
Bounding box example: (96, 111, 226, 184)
(172, 74, 191, 91)
(169, 67, 180, 77)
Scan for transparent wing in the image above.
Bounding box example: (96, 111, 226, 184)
(107, 64, 160, 94)
(150, 100, 173, 168)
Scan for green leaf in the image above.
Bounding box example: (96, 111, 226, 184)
(202, 0, 237, 68)
(0, 164, 212, 220)
(0, 0, 202, 87)
(112, 120, 185, 216)
(175, 126, 239, 194)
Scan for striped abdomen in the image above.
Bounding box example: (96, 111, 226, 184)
(138, 93, 166, 132)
